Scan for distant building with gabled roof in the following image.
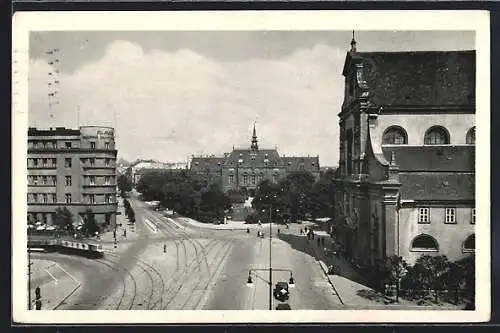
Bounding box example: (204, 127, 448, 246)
(333, 35, 475, 269)
(190, 124, 320, 196)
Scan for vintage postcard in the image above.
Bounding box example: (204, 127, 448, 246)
(12, 10, 490, 323)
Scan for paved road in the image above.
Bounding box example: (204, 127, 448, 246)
(204, 226, 343, 310)
(31, 194, 343, 310)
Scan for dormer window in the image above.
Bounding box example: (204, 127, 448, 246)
(238, 159, 243, 163)
(264, 159, 269, 163)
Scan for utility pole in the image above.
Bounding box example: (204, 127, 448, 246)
(27, 250, 31, 310)
(269, 203, 272, 310)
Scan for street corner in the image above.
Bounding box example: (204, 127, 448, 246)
(30, 261, 81, 310)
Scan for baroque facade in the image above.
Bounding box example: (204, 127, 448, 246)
(190, 125, 321, 195)
(27, 126, 118, 228)
(333, 37, 475, 267)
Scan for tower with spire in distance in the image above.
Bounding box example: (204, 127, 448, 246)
(350, 30, 357, 53)
(250, 122, 259, 151)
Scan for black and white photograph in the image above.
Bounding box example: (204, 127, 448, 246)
(12, 10, 490, 323)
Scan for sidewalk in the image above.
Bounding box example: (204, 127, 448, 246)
(30, 259, 81, 310)
(177, 217, 280, 231)
(305, 236, 462, 309)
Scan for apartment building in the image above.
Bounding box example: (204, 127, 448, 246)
(27, 126, 118, 229)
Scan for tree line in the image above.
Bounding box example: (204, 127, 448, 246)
(374, 254, 475, 307)
(246, 169, 336, 224)
(136, 169, 231, 223)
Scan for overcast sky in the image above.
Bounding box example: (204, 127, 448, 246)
(28, 31, 474, 166)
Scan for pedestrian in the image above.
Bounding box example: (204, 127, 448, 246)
(299, 228, 303, 235)
(163, 244, 167, 253)
(277, 229, 280, 235)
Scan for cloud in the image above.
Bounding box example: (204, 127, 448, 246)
(29, 40, 343, 166)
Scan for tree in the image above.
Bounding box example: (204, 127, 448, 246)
(378, 255, 409, 302)
(82, 209, 100, 236)
(117, 174, 133, 197)
(197, 183, 231, 223)
(53, 207, 74, 232)
(310, 170, 336, 218)
(410, 255, 451, 302)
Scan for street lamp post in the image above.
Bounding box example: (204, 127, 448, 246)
(28, 251, 31, 310)
(247, 268, 295, 310)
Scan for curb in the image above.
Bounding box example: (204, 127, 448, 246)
(306, 239, 344, 305)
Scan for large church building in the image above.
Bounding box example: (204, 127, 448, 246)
(333, 37, 475, 267)
(190, 125, 320, 196)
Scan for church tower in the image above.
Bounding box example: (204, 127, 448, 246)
(250, 122, 259, 151)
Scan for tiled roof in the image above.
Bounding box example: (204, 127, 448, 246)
(282, 156, 320, 172)
(224, 149, 282, 168)
(355, 51, 475, 106)
(382, 145, 474, 172)
(190, 157, 225, 171)
(399, 172, 475, 201)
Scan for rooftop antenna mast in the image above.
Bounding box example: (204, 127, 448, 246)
(46, 48, 61, 121)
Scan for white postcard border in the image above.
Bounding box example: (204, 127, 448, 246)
(12, 10, 491, 324)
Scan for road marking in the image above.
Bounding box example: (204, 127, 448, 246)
(54, 263, 80, 284)
(45, 268, 58, 283)
(143, 218, 159, 234)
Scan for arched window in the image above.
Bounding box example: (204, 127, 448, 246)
(466, 127, 475, 145)
(424, 126, 450, 145)
(411, 234, 439, 251)
(382, 126, 408, 145)
(463, 234, 475, 253)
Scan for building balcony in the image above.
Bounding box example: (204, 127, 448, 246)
(82, 183, 117, 188)
(27, 165, 57, 170)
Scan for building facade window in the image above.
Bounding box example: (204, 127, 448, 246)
(105, 158, 110, 167)
(89, 194, 95, 204)
(105, 142, 110, 149)
(42, 193, 48, 203)
(272, 174, 278, 183)
(411, 234, 439, 252)
(65, 193, 72, 203)
(466, 127, 476, 145)
(105, 176, 111, 185)
(445, 208, 457, 224)
(251, 175, 256, 185)
(89, 176, 96, 185)
(418, 208, 430, 223)
(51, 176, 57, 185)
(90, 158, 95, 167)
(65, 158, 72, 168)
(105, 194, 111, 204)
(228, 175, 234, 184)
(51, 158, 57, 167)
(424, 126, 450, 145)
(51, 194, 56, 203)
(33, 159, 38, 167)
(382, 126, 408, 145)
(472, 208, 476, 224)
(243, 175, 248, 184)
(463, 234, 475, 253)
(65, 142, 72, 149)
(65, 176, 72, 186)
(42, 176, 48, 185)
(90, 142, 96, 149)
(43, 158, 48, 167)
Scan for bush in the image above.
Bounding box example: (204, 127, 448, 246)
(245, 212, 260, 224)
